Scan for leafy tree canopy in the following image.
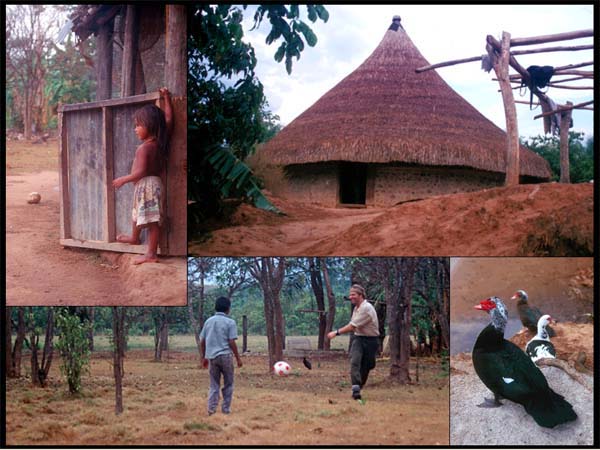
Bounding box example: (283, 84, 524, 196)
(188, 4, 328, 235)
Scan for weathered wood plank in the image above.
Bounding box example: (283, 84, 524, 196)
(103, 107, 116, 242)
(59, 112, 71, 239)
(59, 239, 164, 255)
(67, 109, 105, 241)
(58, 92, 160, 113)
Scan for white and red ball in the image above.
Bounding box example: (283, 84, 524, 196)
(273, 360, 291, 376)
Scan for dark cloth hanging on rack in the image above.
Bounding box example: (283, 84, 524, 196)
(523, 65, 555, 109)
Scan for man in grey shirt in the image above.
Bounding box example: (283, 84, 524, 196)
(199, 296, 243, 415)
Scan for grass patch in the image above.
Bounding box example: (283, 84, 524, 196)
(183, 422, 221, 432)
(91, 334, 349, 353)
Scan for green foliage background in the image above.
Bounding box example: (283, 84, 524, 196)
(523, 132, 594, 183)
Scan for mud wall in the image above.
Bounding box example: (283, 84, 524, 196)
(280, 163, 503, 207)
(283, 163, 339, 207)
(372, 164, 504, 206)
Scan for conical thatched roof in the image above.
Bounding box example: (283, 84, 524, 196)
(261, 18, 551, 179)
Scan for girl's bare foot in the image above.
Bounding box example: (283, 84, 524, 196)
(133, 254, 159, 265)
(116, 234, 140, 244)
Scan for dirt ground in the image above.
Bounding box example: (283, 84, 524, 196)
(191, 182, 593, 256)
(5, 350, 449, 446)
(6, 139, 186, 306)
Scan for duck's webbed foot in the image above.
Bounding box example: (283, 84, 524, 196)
(477, 395, 503, 408)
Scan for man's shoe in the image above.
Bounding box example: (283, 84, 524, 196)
(351, 384, 361, 400)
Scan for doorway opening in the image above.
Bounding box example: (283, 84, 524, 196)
(339, 162, 367, 206)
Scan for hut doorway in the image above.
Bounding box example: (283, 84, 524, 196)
(339, 162, 367, 206)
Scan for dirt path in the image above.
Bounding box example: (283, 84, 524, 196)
(6, 171, 186, 306)
(192, 183, 593, 256)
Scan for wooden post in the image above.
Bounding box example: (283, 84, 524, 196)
(165, 5, 187, 96)
(164, 5, 188, 256)
(242, 315, 248, 353)
(58, 111, 71, 240)
(96, 22, 113, 100)
(488, 32, 520, 186)
(121, 5, 139, 97)
(559, 102, 573, 183)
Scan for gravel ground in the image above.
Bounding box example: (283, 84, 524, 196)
(450, 354, 593, 445)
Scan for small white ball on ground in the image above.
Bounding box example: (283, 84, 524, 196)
(27, 192, 41, 204)
(273, 361, 291, 376)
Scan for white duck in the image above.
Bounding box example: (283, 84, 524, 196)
(525, 314, 557, 363)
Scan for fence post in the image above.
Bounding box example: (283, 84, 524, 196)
(242, 315, 248, 353)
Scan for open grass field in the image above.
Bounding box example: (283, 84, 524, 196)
(90, 334, 351, 353)
(6, 336, 449, 446)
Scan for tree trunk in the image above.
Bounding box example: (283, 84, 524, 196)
(188, 286, 202, 357)
(88, 307, 95, 352)
(112, 307, 126, 415)
(12, 308, 26, 377)
(160, 321, 169, 352)
(30, 307, 54, 387)
(308, 258, 326, 350)
(272, 284, 285, 360)
(24, 88, 32, 139)
(5, 307, 13, 377)
(250, 258, 286, 370)
(387, 258, 418, 384)
(320, 258, 336, 351)
(153, 309, 164, 361)
(263, 285, 276, 367)
(437, 259, 450, 351)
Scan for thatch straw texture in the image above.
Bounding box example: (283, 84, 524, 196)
(261, 22, 551, 179)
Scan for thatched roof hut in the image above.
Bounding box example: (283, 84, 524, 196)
(259, 16, 551, 207)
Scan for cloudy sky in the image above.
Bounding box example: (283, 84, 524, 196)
(241, 4, 594, 140)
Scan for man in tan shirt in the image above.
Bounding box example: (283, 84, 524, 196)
(327, 284, 379, 400)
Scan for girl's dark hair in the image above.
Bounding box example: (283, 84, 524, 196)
(134, 104, 168, 157)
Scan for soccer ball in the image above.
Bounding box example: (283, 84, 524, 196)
(273, 361, 291, 376)
(27, 192, 41, 204)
